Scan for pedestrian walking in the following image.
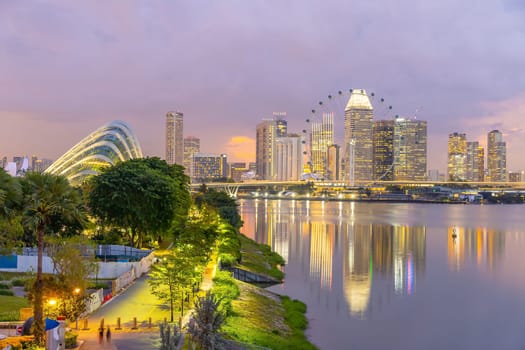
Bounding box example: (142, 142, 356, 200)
(106, 326, 112, 344)
(98, 328, 104, 344)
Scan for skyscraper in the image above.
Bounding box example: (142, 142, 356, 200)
(256, 113, 288, 180)
(327, 144, 341, 181)
(183, 136, 200, 177)
(487, 130, 506, 182)
(344, 89, 374, 183)
(165, 111, 184, 165)
(372, 120, 394, 181)
(274, 134, 304, 181)
(393, 118, 427, 181)
(466, 141, 484, 182)
(311, 113, 334, 179)
(447, 132, 467, 181)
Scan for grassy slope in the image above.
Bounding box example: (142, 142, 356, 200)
(0, 295, 29, 321)
(237, 234, 285, 281)
(222, 281, 317, 350)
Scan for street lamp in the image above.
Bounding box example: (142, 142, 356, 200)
(73, 288, 81, 330)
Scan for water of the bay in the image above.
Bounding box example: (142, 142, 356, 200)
(239, 199, 525, 350)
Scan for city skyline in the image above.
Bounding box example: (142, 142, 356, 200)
(1, 1, 525, 172)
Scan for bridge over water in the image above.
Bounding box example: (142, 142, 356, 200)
(190, 180, 525, 198)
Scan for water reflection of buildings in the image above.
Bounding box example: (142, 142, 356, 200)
(447, 226, 505, 271)
(239, 200, 427, 317)
(344, 224, 426, 316)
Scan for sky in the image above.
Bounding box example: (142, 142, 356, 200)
(1, 0, 524, 172)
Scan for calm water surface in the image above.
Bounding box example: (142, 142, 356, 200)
(239, 199, 525, 350)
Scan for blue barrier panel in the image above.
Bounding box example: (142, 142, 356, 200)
(0, 255, 17, 269)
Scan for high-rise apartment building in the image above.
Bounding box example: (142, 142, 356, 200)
(192, 153, 227, 182)
(311, 113, 334, 178)
(487, 130, 506, 182)
(466, 142, 484, 182)
(256, 113, 288, 180)
(393, 118, 427, 181)
(165, 111, 184, 165)
(447, 132, 467, 181)
(344, 89, 374, 183)
(274, 134, 304, 181)
(372, 120, 394, 181)
(183, 136, 200, 177)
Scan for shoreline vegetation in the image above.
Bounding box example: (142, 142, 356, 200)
(216, 233, 317, 350)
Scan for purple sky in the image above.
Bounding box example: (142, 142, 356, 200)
(1, 1, 524, 172)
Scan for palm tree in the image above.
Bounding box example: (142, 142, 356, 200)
(21, 173, 86, 345)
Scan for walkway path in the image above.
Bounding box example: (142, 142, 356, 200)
(78, 257, 217, 349)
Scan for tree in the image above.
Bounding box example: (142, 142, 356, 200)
(20, 172, 86, 345)
(46, 236, 98, 321)
(149, 247, 199, 322)
(187, 291, 225, 350)
(194, 189, 242, 229)
(0, 169, 23, 253)
(88, 158, 191, 248)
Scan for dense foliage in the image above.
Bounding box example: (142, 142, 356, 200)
(88, 158, 191, 248)
(194, 188, 242, 229)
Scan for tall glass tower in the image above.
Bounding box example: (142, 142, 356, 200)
(487, 130, 506, 182)
(311, 113, 334, 179)
(344, 89, 374, 183)
(166, 111, 184, 165)
(447, 132, 467, 181)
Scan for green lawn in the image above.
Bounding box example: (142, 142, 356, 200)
(222, 281, 317, 350)
(237, 234, 285, 281)
(0, 295, 29, 321)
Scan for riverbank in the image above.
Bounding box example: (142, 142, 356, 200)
(218, 234, 317, 349)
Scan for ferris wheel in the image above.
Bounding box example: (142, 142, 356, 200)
(302, 89, 396, 182)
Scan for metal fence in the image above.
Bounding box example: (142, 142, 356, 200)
(20, 244, 150, 261)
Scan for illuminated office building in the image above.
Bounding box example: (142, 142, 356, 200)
(466, 141, 484, 182)
(393, 118, 427, 181)
(327, 144, 341, 181)
(192, 153, 227, 182)
(344, 89, 374, 183)
(165, 111, 184, 165)
(183, 136, 200, 177)
(447, 132, 467, 181)
(256, 113, 288, 180)
(487, 130, 506, 182)
(373, 120, 394, 181)
(311, 113, 334, 179)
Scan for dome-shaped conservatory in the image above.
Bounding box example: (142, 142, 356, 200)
(45, 121, 143, 185)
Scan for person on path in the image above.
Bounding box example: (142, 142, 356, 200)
(106, 326, 111, 344)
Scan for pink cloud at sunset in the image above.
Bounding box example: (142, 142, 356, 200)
(224, 136, 255, 163)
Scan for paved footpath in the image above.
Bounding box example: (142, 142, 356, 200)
(78, 258, 217, 349)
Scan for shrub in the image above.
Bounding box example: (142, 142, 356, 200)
(65, 332, 78, 349)
(11, 279, 26, 287)
(0, 283, 10, 289)
(218, 254, 237, 268)
(0, 310, 20, 322)
(0, 290, 14, 296)
(212, 271, 240, 315)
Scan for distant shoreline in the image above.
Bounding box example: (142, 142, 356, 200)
(237, 195, 523, 204)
